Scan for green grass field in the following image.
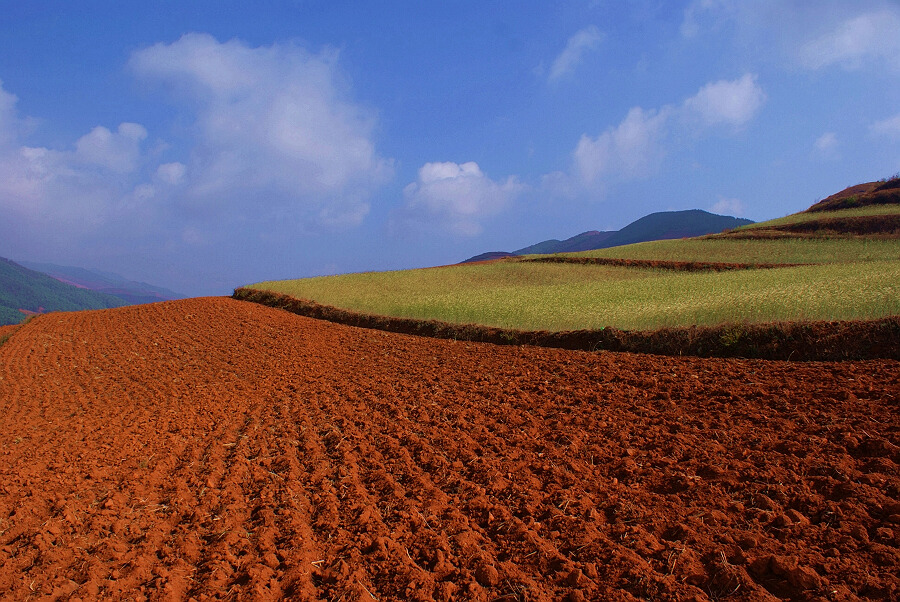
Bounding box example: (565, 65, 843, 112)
(557, 237, 900, 265)
(249, 204, 900, 332)
(728, 204, 900, 231)
(250, 258, 899, 331)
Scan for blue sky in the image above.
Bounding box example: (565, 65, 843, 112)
(1, 1, 899, 296)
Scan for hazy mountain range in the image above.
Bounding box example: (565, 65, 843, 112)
(0, 258, 185, 326)
(18, 261, 185, 306)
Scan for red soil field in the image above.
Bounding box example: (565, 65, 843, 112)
(0, 297, 897, 601)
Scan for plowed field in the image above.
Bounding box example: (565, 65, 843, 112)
(0, 298, 898, 601)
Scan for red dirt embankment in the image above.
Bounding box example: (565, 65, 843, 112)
(0, 298, 898, 601)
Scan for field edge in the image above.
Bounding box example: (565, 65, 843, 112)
(233, 287, 900, 361)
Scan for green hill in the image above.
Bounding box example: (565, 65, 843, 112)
(0, 257, 127, 325)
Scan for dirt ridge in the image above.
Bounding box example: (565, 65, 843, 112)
(233, 288, 900, 361)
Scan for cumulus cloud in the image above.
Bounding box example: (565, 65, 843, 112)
(0, 146, 132, 240)
(682, 74, 766, 129)
(568, 74, 764, 190)
(548, 26, 604, 82)
(573, 107, 671, 185)
(1, 34, 393, 280)
(871, 113, 900, 140)
(130, 33, 393, 227)
(711, 196, 745, 217)
(799, 9, 900, 71)
(398, 161, 522, 236)
(0, 80, 149, 240)
(74, 123, 147, 173)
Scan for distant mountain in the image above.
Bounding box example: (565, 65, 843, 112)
(515, 230, 616, 255)
(0, 257, 128, 326)
(18, 261, 185, 305)
(598, 209, 753, 248)
(463, 209, 753, 262)
(464, 251, 518, 263)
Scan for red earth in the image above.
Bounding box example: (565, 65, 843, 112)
(0, 297, 898, 601)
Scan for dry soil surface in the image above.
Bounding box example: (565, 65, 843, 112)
(0, 297, 898, 601)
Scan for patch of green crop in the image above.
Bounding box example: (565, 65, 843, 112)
(251, 259, 899, 331)
(729, 204, 900, 230)
(558, 237, 900, 265)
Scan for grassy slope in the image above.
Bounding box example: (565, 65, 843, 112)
(559, 237, 899, 264)
(252, 260, 899, 331)
(729, 204, 900, 230)
(249, 202, 900, 332)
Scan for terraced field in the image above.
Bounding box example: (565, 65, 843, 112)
(250, 184, 900, 334)
(0, 298, 898, 600)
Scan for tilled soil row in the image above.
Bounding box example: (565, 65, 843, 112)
(0, 297, 898, 601)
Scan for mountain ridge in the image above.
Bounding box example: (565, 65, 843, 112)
(463, 209, 753, 262)
(0, 257, 128, 325)
(18, 261, 186, 305)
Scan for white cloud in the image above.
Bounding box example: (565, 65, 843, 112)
(567, 74, 764, 190)
(74, 123, 147, 173)
(682, 1, 900, 72)
(871, 113, 900, 140)
(155, 162, 186, 185)
(0, 34, 395, 289)
(711, 196, 745, 216)
(682, 74, 766, 128)
(399, 161, 523, 236)
(0, 79, 149, 239)
(573, 106, 671, 185)
(548, 26, 604, 82)
(0, 143, 129, 234)
(813, 132, 839, 159)
(130, 33, 393, 227)
(799, 9, 900, 71)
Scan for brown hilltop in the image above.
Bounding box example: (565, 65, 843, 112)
(806, 177, 900, 213)
(708, 177, 900, 240)
(0, 297, 898, 600)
